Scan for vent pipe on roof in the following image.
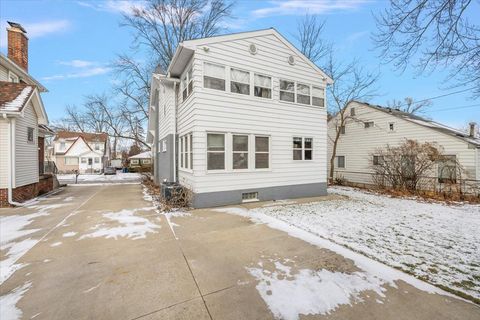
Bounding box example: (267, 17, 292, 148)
(469, 122, 477, 138)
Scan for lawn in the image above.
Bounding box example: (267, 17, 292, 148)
(252, 186, 480, 301)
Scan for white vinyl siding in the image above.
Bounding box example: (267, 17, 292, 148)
(15, 102, 39, 187)
(0, 119, 9, 188)
(175, 33, 328, 194)
(328, 102, 479, 184)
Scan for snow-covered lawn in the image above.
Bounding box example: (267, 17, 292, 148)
(250, 187, 480, 301)
(57, 172, 141, 184)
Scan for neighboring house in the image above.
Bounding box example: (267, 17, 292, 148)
(327, 101, 480, 188)
(128, 151, 152, 172)
(0, 22, 55, 206)
(147, 28, 332, 208)
(52, 131, 110, 174)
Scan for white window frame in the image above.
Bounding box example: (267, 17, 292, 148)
(131, 159, 139, 165)
(230, 68, 250, 96)
(142, 159, 151, 165)
(253, 73, 272, 99)
(254, 135, 270, 170)
(182, 65, 194, 102)
(206, 132, 226, 172)
(27, 127, 34, 143)
(162, 140, 167, 152)
(293, 137, 313, 161)
(279, 79, 295, 103)
(179, 134, 193, 171)
(312, 86, 325, 107)
(8, 71, 19, 83)
(296, 82, 311, 105)
(203, 62, 226, 91)
(94, 157, 100, 164)
(232, 134, 249, 171)
(336, 156, 346, 169)
(81, 157, 87, 164)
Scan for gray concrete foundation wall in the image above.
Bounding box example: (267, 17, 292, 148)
(191, 182, 327, 208)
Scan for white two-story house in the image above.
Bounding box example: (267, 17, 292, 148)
(52, 131, 110, 174)
(328, 101, 480, 189)
(147, 28, 332, 208)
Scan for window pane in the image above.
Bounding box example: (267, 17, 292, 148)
(312, 86, 324, 98)
(304, 150, 312, 160)
(293, 137, 302, 149)
(207, 134, 224, 151)
(207, 153, 225, 170)
(204, 76, 225, 90)
(255, 136, 269, 152)
(188, 68, 193, 80)
(255, 153, 269, 169)
(188, 81, 193, 95)
(297, 94, 310, 105)
(297, 83, 310, 95)
(204, 63, 225, 78)
(280, 91, 294, 102)
(231, 68, 249, 84)
(254, 74, 271, 88)
(312, 97, 324, 107)
(231, 82, 250, 95)
(280, 80, 294, 91)
(304, 138, 312, 149)
(293, 150, 302, 160)
(233, 135, 248, 151)
(254, 87, 271, 98)
(233, 152, 248, 169)
(337, 156, 345, 168)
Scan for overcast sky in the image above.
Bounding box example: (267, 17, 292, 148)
(1, 0, 478, 130)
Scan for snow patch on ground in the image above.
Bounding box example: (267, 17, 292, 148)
(62, 232, 77, 237)
(79, 207, 160, 240)
(248, 258, 387, 320)
(50, 242, 62, 247)
(57, 172, 141, 184)
(248, 186, 480, 300)
(215, 205, 463, 301)
(0, 282, 32, 320)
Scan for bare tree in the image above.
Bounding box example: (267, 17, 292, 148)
(373, 0, 480, 97)
(386, 97, 432, 115)
(123, 0, 235, 71)
(295, 14, 330, 64)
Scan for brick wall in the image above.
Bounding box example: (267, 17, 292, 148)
(0, 176, 53, 207)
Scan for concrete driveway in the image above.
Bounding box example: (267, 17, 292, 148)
(0, 184, 479, 320)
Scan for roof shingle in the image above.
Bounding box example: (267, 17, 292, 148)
(0, 81, 35, 112)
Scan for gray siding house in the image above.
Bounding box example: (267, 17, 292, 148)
(147, 28, 332, 208)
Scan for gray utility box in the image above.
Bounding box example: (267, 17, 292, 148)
(161, 182, 183, 200)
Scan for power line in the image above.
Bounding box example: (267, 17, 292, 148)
(394, 87, 477, 108)
(433, 103, 480, 112)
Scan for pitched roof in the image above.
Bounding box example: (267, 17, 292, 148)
(54, 131, 108, 142)
(129, 151, 152, 159)
(0, 81, 36, 112)
(0, 54, 47, 92)
(353, 101, 480, 147)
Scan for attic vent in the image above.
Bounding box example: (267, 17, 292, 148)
(288, 55, 295, 65)
(249, 43, 257, 55)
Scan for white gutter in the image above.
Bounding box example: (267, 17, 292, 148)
(5, 116, 23, 206)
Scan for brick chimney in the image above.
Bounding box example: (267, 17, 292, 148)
(469, 122, 477, 138)
(7, 21, 28, 72)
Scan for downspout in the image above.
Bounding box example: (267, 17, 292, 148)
(5, 115, 23, 206)
(173, 81, 178, 182)
(154, 85, 160, 184)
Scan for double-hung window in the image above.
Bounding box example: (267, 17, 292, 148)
(230, 68, 250, 95)
(293, 137, 313, 160)
(180, 134, 193, 170)
(204, 63, 225, 91)
(296, 83, 310, 105)
(182, 67, 194, 100)
(232, 135, 249, 169)
(207, 133, 225, 170)
(182, 76, 188, 100)
(279, 80, 295, 102)
(27, 127, 34, 143)
(255, 136, 269, 169)
(336, 156, 345, 169)
(254, 74, 271, 98)
(312, 86, 324, 107)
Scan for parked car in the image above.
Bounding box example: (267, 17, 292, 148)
(104, 167, 116, 175)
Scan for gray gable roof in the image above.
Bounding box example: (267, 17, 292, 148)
(354, 101, 480, 148)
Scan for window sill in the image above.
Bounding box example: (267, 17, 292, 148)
(179, 168, 193, 173)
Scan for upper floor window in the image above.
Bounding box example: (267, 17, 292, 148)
(182, 67, 194, 100)
(296, 83, 310, 105)
(27, 127, 34, 143)
(207, 133, 225, 170)
(279, 80, 295, 102)
(254, 74, 271, 99)
(231, 68, 250, 95)
(60, 141, 66, 150)
(339, 126, 346, 134)
(204, 63, 225, 91)
(364, 121, 374, 128)
(389, 122, 395, 131)
(312, 86, 324, 107)
(95, 144, 100, 150)
(350, 108, 355, 116)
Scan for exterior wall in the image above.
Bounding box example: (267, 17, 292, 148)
(78, 152, 104, 173)
(55, 155, 79, 173)
(176, 33, 328, 196)
(15, 101, 39, 187)
(0, 176, 53, 207)
(0, 64, 8, 81)
(0, 119, 9, 188)
(327, 102, 478, 185)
